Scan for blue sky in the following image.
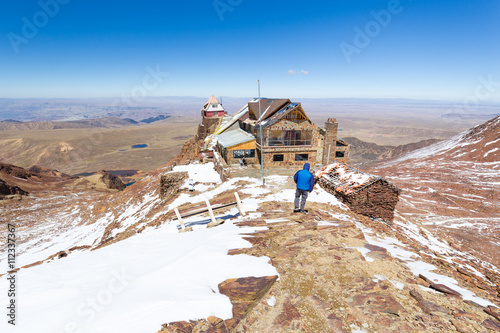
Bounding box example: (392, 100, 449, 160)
(0, 0, 499, 102)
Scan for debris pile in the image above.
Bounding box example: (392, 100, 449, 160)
(316, 162, 401, 221)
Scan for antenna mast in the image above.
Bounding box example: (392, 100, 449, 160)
(258, 80, 265, 186)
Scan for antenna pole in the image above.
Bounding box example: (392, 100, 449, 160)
(258, 80, 265, 186)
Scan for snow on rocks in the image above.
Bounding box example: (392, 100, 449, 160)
(0, 220, 278, 333)
(355, 220, 498, 308)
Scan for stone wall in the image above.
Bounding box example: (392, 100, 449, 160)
(197, 117, 222, 141)
(319, 178, 401, 221)
(160, 171, 188, 199)
(260, 146, 318, 168)
(323, 118, 338, 165)
(261, 118, 323, 167)
(213, 151, 229, 182)
(332, 143, 350, 164)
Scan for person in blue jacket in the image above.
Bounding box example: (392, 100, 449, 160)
(293, 162, 315, 212)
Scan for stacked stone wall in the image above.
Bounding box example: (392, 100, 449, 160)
(319, 178, 400, 221)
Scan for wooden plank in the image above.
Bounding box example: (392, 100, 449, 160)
(235, 192, 246, 216)
(180, 202, 238, 219)
(204, 198, 217, 224)
(228, 140, 256, 150)
(174, 208, 185, 229)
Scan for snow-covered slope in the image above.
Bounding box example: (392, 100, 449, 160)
(0, 163, 341, 332)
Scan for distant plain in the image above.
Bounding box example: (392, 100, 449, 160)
(0, 116, 198, 175)
(0, 97, 497, 174)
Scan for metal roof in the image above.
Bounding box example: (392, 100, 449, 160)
(213, 105, 249, 135)
(215, 128, 256, 149)
(248, 98, 290, 121)
(316, 162, 381, 195)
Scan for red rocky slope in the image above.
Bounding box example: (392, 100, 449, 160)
(371, 115, 500, 268)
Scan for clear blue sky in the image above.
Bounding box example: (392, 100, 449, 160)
(1, 0, 499, 102)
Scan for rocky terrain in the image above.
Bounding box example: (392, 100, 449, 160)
(371, 115, 500, 269)
(0, 162, 125, 196)
(0, 178, 28, 199)
(0, 116, 499, 332)
(344, 137, 442, 167)
(84, 170, 127, 191)
(163, 200, 500, 332)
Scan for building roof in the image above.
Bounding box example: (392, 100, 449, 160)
(202, 95, 224, 112)
(215, 128, 256, 149)
(214, 98, 310, 135)
(315, 162, 382, 195)
(248, 98, 290, 121)
(213, 104, 249, 135)
(258, 102, 301, 129)
(205, 95, 219, 105)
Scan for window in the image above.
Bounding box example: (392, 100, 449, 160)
(273, 154, 284, 162)
(268, 130, 312, 146)
(233, 150, 245, 159)
(245, 149, 255, 158)
(285, 111, 305, 120)
(233, 149, 255, 159)
(295, 154, 309, 161)
(336, 151, 345, 158)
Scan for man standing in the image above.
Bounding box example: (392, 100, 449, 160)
(293, 162, 315, 213)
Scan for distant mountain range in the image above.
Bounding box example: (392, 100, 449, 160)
(0, 115, 171, 131)
(1, 96, 498, 123)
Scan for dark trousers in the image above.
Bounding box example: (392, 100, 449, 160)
(294, 189, 309, 210)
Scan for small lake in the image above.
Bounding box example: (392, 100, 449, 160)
(131, 144, 148, 149)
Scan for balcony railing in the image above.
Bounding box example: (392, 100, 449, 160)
(267, 139, 312, 146)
